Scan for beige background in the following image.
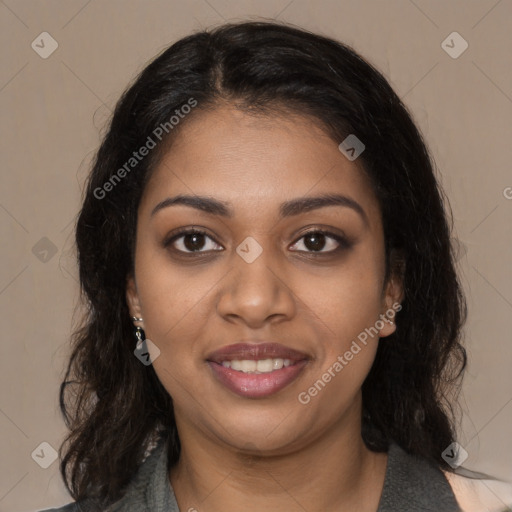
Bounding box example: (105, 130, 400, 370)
(0, 1, 511, 511)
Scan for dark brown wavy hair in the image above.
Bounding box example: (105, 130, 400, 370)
(59, 19, 467, 509)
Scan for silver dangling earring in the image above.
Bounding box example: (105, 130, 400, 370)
(132, 317, 145, 346)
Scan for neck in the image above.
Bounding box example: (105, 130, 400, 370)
(169, 405, 388, 512)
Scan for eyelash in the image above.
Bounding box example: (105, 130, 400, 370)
(162, 227, 351, 257)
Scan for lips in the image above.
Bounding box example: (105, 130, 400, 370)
(206, 342, 310, 399)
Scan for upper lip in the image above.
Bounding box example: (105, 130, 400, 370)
(206, 342, 310, 363)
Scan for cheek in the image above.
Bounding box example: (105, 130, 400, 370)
(298, 267, 383, 412)
(300, 342, 378, 422)
(294, 257, 384, 402)
(298, 254, 384, 338)
(133, 260, 218, 400)
(134, 244, 213, 338)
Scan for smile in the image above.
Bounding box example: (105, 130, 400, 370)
(208, 359, 308, 398)
(206, 342, 310, 399)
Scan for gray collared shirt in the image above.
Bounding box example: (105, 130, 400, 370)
(40, 436, 461, 511)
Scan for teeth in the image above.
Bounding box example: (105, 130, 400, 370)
(240, 360, 257, 372)
(258, 359, 275, 372)
(221, 358, 294, 373)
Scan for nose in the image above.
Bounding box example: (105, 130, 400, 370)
(216, 246, 296, 329)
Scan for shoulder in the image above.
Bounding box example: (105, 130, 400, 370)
(383, 444, 512, 512)
(378, 443, 461, 511)
(37, 436, 167, 512)
(443, 470, 512, 512)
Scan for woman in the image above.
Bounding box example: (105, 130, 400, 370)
(40, 19, 505, 512)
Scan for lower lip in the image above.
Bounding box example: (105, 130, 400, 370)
(207, 360, 308, 399)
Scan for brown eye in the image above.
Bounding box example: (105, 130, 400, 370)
(164, 229, 223, 254)
(290, 230, 350, 254)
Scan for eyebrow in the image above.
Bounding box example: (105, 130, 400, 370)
(150, 193, 369, 225)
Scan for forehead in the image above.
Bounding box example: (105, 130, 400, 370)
(140, 105, 380, 223)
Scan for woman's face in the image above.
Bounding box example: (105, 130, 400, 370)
(127, 104, 401, 455)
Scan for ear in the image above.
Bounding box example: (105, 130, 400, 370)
(126, 274, 143, 321)
(378, 251, 405, 338)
